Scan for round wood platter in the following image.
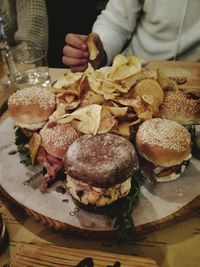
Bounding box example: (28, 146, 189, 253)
(0, 117, 200, 237)
(0, 213, 6, 247)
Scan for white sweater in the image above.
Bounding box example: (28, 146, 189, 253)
(92, 0, 200, 64)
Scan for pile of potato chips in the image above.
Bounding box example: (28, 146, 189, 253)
(48, 54, 177, 140)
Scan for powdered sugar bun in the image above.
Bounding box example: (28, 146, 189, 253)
(64, 133, 139, 188)
(8, 87, 56, 128)
(40, 122, 81, 159)
(136, 118, 191, 167)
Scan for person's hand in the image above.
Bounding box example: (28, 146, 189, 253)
(62, 34, 88, 72)
(62, 33, 107, 72)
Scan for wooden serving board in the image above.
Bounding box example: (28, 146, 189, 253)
(145, 60, 200, 91)
(0, 63, 200, 237)
(10, 243, 158, 267)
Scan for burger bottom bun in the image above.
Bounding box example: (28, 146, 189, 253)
(15, 120, 46, 131)
(137, 141, 191, 167)
(9, 105, 54, 124)
(71, 195, 129, 215)
(154, 161, 189, 182)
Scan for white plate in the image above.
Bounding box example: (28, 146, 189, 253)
(0, 117, 199, 232)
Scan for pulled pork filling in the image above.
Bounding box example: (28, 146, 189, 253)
(66, 176, 132, 206)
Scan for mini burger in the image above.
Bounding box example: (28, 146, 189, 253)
(64, 133, 139, 211)
(160, 90, 200, 125)
(37, 122, 81, 190)
(136, 118, 192, 182)
(8, 86, 56, 133)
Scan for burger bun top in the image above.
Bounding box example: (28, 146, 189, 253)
(64, 133, 139, 188)
(40, 122, 81, 159)
(160, 91, 200, 125)
(8, 87, 56, 129)
(136, 118, 191, 167)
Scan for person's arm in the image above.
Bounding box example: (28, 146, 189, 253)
(92, 0, 143, 65)
(15, 0, 48, 50)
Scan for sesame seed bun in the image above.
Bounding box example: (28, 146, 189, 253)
(8, 87, 56, 130)
(160, 91, 200, 125)
(136, 118, 191, 168)
(64, 133, 139, 188)
(40, 122, 81, 159)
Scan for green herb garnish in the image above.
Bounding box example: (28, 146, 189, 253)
(14, 128, 32, 166)
(15, 127, 30, 146)
(99, 176, 140, 241)
(20, 156, 32, 166)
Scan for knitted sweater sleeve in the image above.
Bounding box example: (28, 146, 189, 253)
(92, 0, 143, 65)
(15, 0, 48, 50)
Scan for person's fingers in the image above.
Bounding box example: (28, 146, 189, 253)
(70, 64, 88, 73)
(63, 44, 89, 59)
(65, 33, 88, 50)
(62, 55, 88, 67)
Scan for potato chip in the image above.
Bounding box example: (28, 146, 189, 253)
(97, 106, 117, 134)
(114, 97, 139, 109)
(54, 75, 87, 110)
(107, 106, 128, 117)
(141, 94, 154, 106)
(53, 70, 83, 89)
(138, 110, 153, 120)
(49, 103, 66, 121)
(100, 80, 130, 99)
(87, 33, 100, 60)
(157, 68, 178, 91)
(133, 78, 164, 117)
(96, 66, 112, 79)
(80, 90, 104, 107)
(111, 122, 131, 138)
(85, 64, 129, 99)
(111, 54, 128, 71)
(29, 132, 41, 165)
(127, 55, 142, 71)
(100, 80, 120, 99)
(120, 69, 157, 90)
(47, 54, 177, 141)
(57, 104, 102, 135)
(85, 64, 102, 93)
(111, 118, 141, 139)
(110, 54, 142, 80)
(134, 78, 164, 105)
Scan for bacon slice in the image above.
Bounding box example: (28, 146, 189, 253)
(37, 147, 63, 191)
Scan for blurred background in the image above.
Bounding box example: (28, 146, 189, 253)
(46, 0, 108, 68)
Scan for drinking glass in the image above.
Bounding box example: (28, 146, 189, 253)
(0, 52, 10, 92)
(8, 42, 51, 90)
